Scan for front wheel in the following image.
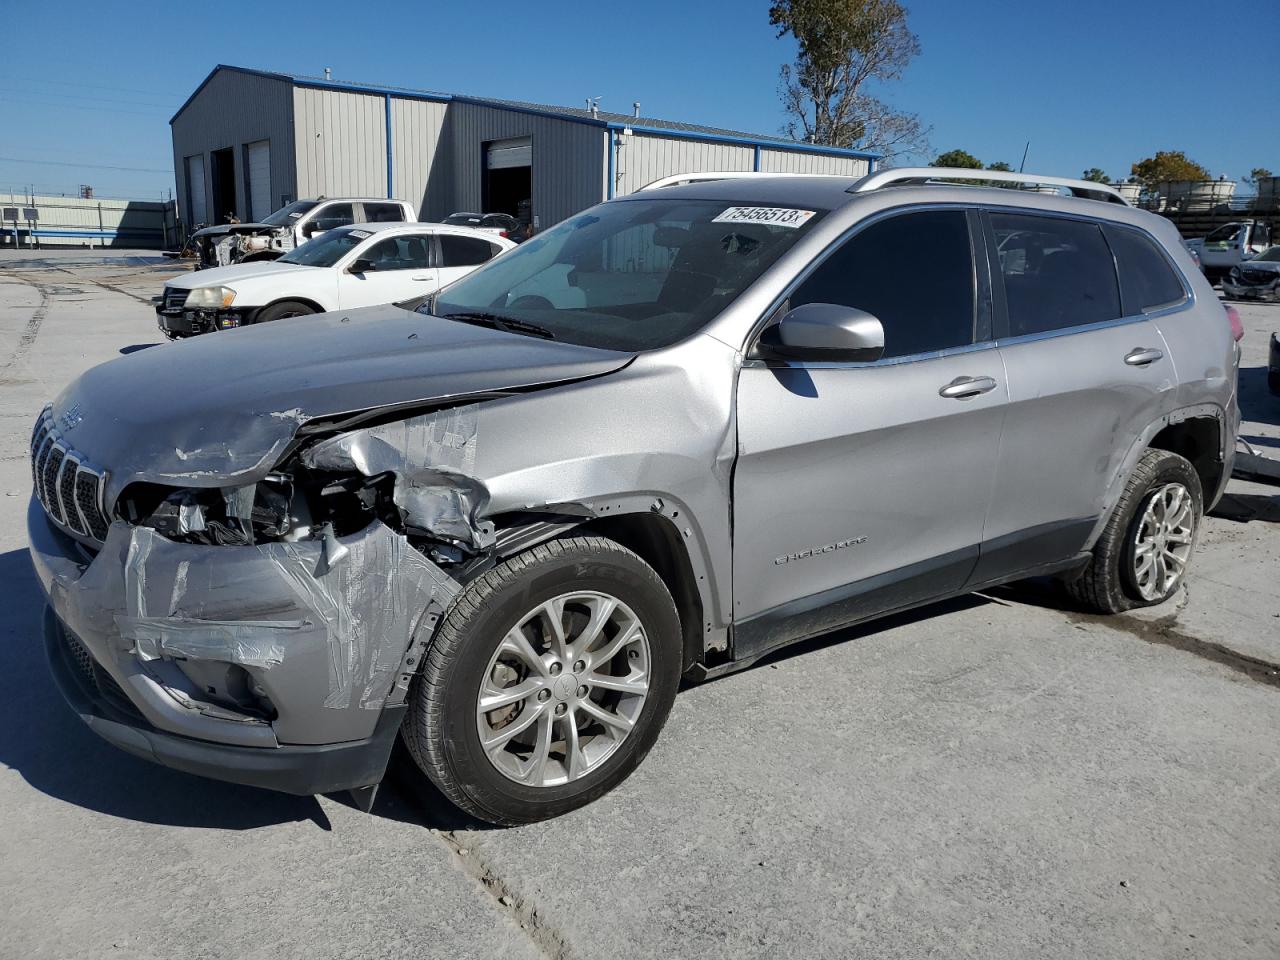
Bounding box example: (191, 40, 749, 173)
(253, 300, 315, 324)
(403, 537, 682, 825)
(1063, 449, 1202, 613)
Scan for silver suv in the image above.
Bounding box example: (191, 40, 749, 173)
(29, 168, 1240, 824)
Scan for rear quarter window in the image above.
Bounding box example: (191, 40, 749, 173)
(990, 212, 1122, 336)
(440, 234, 499, 267)
(1102, 225, 1186, 314)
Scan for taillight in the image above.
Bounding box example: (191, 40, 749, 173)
(499, 230, 509, 238)
(1225, 304, 1244, 342)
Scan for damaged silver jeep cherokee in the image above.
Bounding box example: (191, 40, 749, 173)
(29, 168, 1239, 824)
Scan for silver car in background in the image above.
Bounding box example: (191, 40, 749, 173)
(28, 168, 1239, 824)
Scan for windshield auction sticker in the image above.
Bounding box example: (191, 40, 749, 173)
(713, 207, 816, 228)
(349, 229, 372, 239)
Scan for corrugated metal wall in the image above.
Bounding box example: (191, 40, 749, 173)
(170, 70, 295, 228)
(293, 87, 388, 201)
(758, 149, 870, 177)
(447, 103, 605, 230)
(0, 193, 177, 248)
(614, 134, 754, 195)
(390, 98, 449, 219)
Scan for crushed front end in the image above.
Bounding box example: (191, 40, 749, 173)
(28, 404, 465, 796)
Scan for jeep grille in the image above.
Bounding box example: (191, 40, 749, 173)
(30, 410, 110, 542)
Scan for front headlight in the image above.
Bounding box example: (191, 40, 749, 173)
(185, 285, 236, 309)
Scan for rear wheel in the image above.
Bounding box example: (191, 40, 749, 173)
(254, 300, 314, 324)
(403, 537, 682, 825)
(1063, 449, 1202, 613)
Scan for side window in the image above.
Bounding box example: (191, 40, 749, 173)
(363, 235, 433, 270)
(364, 202, 407, 223)
(440, 234, 498, 267)
(1102, 225, 1186, 314)
(990, 213, 1121, 336)
(1252, 223, 1272, 249)
(789, 209, 975, 359)
(311, 202, 355, 232)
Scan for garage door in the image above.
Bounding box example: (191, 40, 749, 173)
(486, 136, 532, 170)
(185, 155, 207, 226)
(246, 140, 271, 222)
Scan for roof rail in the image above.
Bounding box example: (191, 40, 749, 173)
(638, 171, 833, 191)
(849, 167, 1129, 205)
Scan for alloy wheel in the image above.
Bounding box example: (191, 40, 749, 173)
(1131, 482, 1195, 601)
(475, 591, 650, 787)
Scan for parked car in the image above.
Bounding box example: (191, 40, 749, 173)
(1222, 245, 1280, 302)
(1185, 220, 1273, 282)
(442, 211, 524, 241)
(188, 198, 416, 270)
(155, 223, 514, 337)
(30, 168, 1239, 825)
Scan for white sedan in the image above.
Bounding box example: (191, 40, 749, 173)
(155, 222, 515, 337)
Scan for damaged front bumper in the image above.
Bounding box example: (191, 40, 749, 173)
(154, 302, 251, 337)
(29, 498, 456, 795)
(1223, 280, 1280, 302)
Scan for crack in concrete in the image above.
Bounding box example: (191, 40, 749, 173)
(0, 270, 49, 371)
(46, 264, 156, 305)
(436, 829, 576, 960)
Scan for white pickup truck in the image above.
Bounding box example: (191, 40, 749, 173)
(1185, 220, 1273, 282)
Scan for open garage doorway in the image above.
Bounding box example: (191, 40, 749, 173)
(210, 147, 237, 224)
(483, 136, 532, 227)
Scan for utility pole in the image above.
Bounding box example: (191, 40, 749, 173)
(1018, 142, 1031, 173)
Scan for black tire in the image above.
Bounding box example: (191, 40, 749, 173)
(254, 300, 315, 324)
(403, 536, 682, 825)
(1063, 449, 1203, 614)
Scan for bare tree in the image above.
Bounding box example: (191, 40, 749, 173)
(771, 0, 930, 161)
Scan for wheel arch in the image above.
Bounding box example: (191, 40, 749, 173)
(1091, 403, 1232, 548)
(251, 296, 326, 323)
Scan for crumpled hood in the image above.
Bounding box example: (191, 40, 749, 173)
(191, 222, 281, 238)
(50, 304, 633, 501)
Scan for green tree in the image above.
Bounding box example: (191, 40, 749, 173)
(932, 149, 983, 169)
(986, 161, 1013, 172)
(1245, 167, 1273, 185)
(1130, 151, 1211, 188)
(1082, 167, 1109, 183)
(770, 0, 929, 160)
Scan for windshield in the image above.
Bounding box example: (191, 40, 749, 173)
(1205, 223, 1243, 244)
(262, 199, 319, 227)
(278, 228, 365, 267)
(428, 198, 824, 350)
(1255, 246, 1280, 263)
(444, 213, 483, 226)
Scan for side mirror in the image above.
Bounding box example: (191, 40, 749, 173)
(758, 302, 885, 362)
(347, 258, 375, 274)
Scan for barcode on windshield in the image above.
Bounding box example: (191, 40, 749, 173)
(712, 207, 816, 229)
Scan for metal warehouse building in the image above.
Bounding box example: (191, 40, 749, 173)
(171, 64, 878, 231)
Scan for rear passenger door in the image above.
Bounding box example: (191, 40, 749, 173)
(972, 210, 1177, 584)
(436, 233, 504, 288)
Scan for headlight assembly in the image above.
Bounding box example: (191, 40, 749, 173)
(185, 285, 237, 309)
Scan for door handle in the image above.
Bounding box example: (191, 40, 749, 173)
(410, 275, 433, 281)
(938, 375, 998, 400)
(1124, 347, 1164, 367)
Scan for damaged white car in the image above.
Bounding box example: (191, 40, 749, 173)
(156, 223, 514, 337)
(189, 197, 415, 270)
(30, 168, 1238, 824)
(1223, 245, 1280, 302)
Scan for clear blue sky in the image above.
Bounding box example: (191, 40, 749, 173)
(0, 0, 1271, 200)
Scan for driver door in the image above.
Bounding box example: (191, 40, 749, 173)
(336, 233, 438, 309)
(731, 208, 1006, 661)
